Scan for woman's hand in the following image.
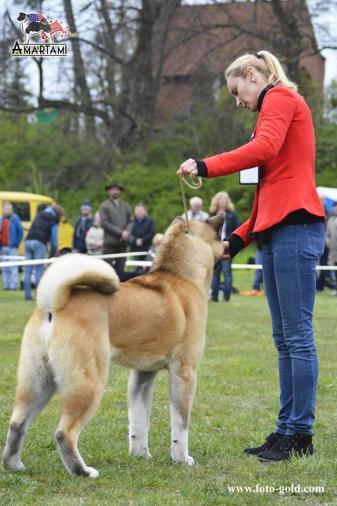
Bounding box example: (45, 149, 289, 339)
(223, 241, 231, 260)
(176, 158, 198, 177)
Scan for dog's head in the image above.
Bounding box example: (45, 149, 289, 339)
(166, 215, 225, 263)
(17, 12, 27, 21)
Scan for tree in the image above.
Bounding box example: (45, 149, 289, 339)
(62, 0, 96, 137)
(0, 0, 336, 149)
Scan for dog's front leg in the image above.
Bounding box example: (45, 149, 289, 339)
(169, 361, 196, 466)
(128, 369, 157, 458)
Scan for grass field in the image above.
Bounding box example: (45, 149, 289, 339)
(1, 270, 337, 505)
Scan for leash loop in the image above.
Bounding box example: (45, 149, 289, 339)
(179, 174, 203, 235)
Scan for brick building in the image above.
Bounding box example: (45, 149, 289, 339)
(155, 1, 325, 125)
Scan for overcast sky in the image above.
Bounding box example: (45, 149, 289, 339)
(1, 0, 337, 102)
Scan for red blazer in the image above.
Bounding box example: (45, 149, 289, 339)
(202, 84, 325, 246)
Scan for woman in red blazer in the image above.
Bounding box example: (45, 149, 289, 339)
(177, 50, 325, 463)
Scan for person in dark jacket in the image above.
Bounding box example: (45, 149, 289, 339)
(23, 205, 63, 300)
(209, 192, 240, 301)
(99, 182, 132, 279)
(129, 204, 155, 252)
(0, 202, 24, 290)
(129, 204, 155, 273)
(73, 200, 94, 253)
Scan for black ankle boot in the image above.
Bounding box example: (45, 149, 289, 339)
(244, 432, 284, 456)
(258, 433, 313, 462)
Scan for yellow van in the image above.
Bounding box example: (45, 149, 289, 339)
(0, 191, 54, 254)
(0, 192, 74, 256)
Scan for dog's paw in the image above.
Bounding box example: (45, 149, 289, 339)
(129, 445, 152, 459)
(140, 448, 152, 459)
(85, 467, 99, 479)
(3, 459, 25, 472)
(172, 455, 195, 466)
(129, 436, 152, 459)
(185, 455, 195, 466)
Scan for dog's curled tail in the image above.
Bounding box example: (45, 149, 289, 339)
(37, 253, 120, 312)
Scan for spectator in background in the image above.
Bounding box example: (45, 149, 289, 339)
(57, 217, 74, 256)
(145, 233, 164, 272)
(86, 211, 104, 255)
(186, 196, 209, 221)
(209, 191, 240, 301)
(240, 245, 264, 296)
(129, 203, 154, 252)
(73, 200, 94, 253)
(326, 201, 337, 294)
(129, 204, 155, 273)
(23, 205, 63, 300)
(316, 196, 331, 291)
(146, 233, 164, 262)
(99, 181, 132, 279)
(0, 202, 23, 290)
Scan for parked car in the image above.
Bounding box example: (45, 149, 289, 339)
(0, 192, 55, 255)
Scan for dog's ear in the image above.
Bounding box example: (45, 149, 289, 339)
(206, 214, 224, 233)
(17, 12, 26, 20)
(170, 216, 185, 226)
(165, 216, 186, 236)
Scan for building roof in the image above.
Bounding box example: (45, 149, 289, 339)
(158, 2, 324, 85)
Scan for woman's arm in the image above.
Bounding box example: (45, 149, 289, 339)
(177, 88, 297, 179)
(201, 90, 297, 178)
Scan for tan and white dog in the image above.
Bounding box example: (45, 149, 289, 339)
(2, 216, 224, 478)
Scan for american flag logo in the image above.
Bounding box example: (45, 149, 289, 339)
(27, 13, 48, 23)
(40, 19, 68, 41)
(17, 11, 77, 45)
(49, 20, 67, 37)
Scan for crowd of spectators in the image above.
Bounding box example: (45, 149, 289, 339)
(1, 186, 337, 300)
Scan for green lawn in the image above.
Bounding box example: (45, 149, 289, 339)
(1, 273, 337, 505)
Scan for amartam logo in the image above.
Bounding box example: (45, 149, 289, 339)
(11, 11, 77, 57)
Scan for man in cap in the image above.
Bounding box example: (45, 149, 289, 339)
(99, 182, 132, 279)
(73, 200, 94, 254)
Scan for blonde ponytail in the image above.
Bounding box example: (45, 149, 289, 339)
(225, 50, 298, 92)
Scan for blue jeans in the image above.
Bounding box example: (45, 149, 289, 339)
(252, 247, 263, 291)
(211, 260, 232, 300)
(23, 240, 47, 300)
(262, 222, 325, 435)
(1, 246, 19, 289)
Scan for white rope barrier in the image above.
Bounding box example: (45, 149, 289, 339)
(231, 264, 337, 271)
(0, 251, 149, 268)
(126, 260, 152, 268)
(0, 253, 335, 271)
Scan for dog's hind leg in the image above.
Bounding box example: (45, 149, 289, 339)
(53, 334, 110, 478)
(55, 381, 106, 478)
(169, 361, 197, 466)
(3, 317, 56, 472)
(128, 370, 157, 458)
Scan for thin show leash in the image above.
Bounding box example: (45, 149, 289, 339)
(179, 174, 203, 234)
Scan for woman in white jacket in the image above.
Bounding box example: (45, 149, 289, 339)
(85, 211, 104, 255)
